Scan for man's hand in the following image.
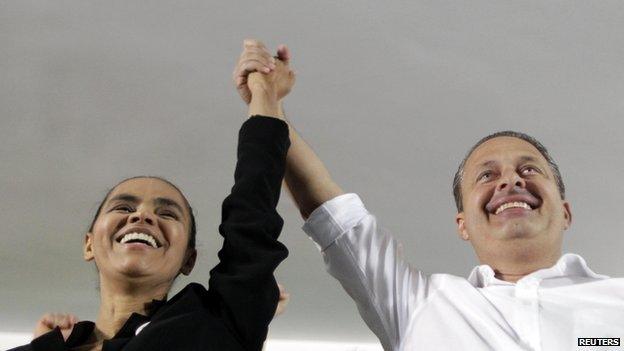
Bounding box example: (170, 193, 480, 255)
(247, 58, 295, 102)
(33, 313, 78, 341)
(233, 39, 295, 106)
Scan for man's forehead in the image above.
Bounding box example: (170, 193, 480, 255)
(465, 136, 546, 169)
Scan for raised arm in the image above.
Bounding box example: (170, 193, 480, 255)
(283, 127, 344, 219)
(233, 40, 433, 351)
(206, 44, 295, 351)
(233, 39, 343, 219)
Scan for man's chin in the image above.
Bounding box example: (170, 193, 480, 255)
(496, 221, 539, 239)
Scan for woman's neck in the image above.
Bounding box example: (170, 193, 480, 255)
(95, 277, 170, 339)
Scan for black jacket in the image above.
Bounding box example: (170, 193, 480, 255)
(9, 116, 290, 351)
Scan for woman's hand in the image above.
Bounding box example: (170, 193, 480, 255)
(274, 283, 290, 317)
(233, 39, 296, 105)
(33, 313, 78, 341)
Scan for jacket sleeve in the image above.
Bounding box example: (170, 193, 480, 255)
(207, 116, 290, 351)
(6, 327, 66, 351)
(303, 194, 434, 351)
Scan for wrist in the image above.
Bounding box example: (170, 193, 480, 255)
(248, 89, 281, 118)
(249, 83, 276, 99)
(276, 101, 285, 118)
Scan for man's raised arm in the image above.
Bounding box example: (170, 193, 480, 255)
(283, 126, 344, 218)
(233, 40, 435, 351)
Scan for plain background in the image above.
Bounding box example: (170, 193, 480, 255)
(2, 0, 624, 344)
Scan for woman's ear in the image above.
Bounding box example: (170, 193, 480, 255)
(180, 249, 197, 275)
(83, 233, 95, 261)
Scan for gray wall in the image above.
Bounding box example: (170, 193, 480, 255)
(2, 0, 624, 342)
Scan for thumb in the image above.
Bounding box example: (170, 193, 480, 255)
(276, 44, 290, 63)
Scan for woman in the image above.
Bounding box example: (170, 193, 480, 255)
(10, 42, 295, 351)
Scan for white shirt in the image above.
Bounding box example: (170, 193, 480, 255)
(302, 194, 624, 351)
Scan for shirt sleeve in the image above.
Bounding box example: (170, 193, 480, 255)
(207, 116, 290, 351)
(303, 194, 431, 351)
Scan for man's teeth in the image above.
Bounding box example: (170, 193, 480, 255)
(120, 232, 158, 248)
(495, 202, 532, 215)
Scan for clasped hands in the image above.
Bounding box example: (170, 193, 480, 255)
(233, 39, 296, 118)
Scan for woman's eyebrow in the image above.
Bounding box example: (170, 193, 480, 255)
(154, 197, 185, 215)
(108, 194, 140, 204)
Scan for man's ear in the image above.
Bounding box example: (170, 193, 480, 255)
(563, 201, 572, 230)
(180, 248, 197, 276)
(455, 212, 470, 241)
(84, 233, 95, 261)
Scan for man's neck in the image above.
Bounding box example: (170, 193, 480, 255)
(95, 277, 170, 339)
(477, 242, 562, 283)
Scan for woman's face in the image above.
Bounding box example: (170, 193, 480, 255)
(84, 178, 196, 285)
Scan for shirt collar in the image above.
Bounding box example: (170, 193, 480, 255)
(467, 253, 609, 288)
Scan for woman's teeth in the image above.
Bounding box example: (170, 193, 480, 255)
(119, 232, 158, 248)
(495, 201, 532, 215)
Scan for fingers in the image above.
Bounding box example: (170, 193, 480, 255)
(60, 314, 77, 328)
(244, 38, 266, 49)
(237, 60, 271, 80)
(274, 284, 290, 317)
(277, 283, 290, 302)
(34, 313, 78, 340)
(234, 45, 276, 86)
(234, 39, 294, 104)
(37, 313, 55, 329)
(276, 44, 290, 63)
(240, 49, 276, 68)
(38, 313, 77, 329)
(240, 40, 275, 68)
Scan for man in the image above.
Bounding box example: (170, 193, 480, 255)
(234, 40, 624, 351)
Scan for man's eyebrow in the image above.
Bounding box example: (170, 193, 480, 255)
(519, 155, 539, 163)
(477, 155, 541, 169)
(107, 194, 140, 204)
(154, 197, 185, 215)
(477, 160, 497, 169)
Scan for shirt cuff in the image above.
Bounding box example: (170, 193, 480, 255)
(302, 193, 369, 250)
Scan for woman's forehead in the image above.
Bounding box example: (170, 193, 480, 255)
(108, 177, 187, 204)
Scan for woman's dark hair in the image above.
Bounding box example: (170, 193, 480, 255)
(88, 176, 197, 249)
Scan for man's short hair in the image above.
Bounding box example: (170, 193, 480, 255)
(452, 131, 565, 212)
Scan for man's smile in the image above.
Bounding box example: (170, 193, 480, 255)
(485, 192, 542, 217)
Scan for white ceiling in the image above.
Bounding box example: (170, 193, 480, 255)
(2, 0, 624, 344)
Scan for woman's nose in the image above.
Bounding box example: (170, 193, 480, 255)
(129, 210, 155, 225)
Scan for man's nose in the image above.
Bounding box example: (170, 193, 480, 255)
(496, 171, 526, 192)
(129, 209, 155, 225)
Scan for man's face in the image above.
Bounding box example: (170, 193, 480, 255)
(84, 178, 196, 284)
(456, 137, 571, 256)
